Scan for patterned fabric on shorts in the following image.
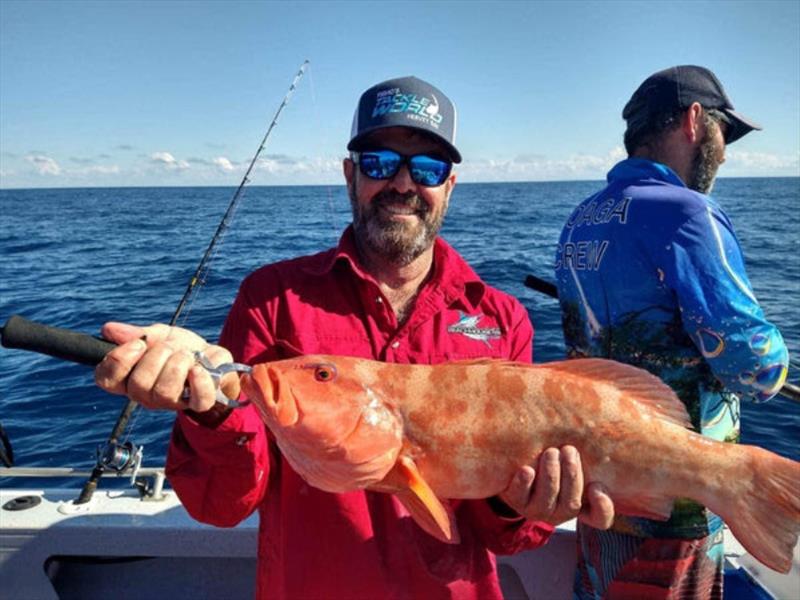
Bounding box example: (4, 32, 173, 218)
(574, 523, 724, 600)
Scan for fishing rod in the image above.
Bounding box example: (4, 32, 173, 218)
(65, 60, 309, 504)
(523, 274, 800, 404)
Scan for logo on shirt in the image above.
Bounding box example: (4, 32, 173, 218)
(447, 312, 502, 347)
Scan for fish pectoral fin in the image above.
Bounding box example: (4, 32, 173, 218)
(383, 456, 460, 544)
(612, 492, 674, 521)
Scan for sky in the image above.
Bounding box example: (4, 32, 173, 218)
(1, 0, 798, 188)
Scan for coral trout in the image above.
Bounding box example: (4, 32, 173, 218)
(241, 355, 800, 573)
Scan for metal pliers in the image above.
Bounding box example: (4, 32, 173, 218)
(193, 351, 252, 408)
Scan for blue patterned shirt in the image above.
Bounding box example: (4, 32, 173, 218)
(555, 158, 788, 537)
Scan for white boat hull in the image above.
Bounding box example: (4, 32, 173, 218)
(1, 480, 798, 599)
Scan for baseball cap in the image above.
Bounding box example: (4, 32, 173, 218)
(348, 76, 462, 163)
(622, 65, 762, 144)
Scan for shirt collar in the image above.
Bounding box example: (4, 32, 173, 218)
(429, 235, 486, 311)
(303, 225, 486, 310)
(607, 157, 686, 188)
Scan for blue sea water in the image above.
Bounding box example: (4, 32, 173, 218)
(0, 179, 798, 485)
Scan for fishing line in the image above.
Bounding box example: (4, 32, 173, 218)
(75, 61, 310, 505)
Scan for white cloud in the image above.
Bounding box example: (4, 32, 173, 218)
(25, 154, 62, 175)
(151, 151, 175, 163)
(254, 156, 340, 178)
(456, 147, 799, 182)
(459, 147, 626, 182)
(76, 165, 121, 175)
(150, 151, 189, 170)
(725, 150, 800, 174)
(212, 156, 236, 172)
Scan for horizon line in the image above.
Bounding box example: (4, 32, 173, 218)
(2, 174, 798, 192)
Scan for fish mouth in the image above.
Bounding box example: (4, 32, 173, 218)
(269, 367, 299, 427)
(245, 364, 299, 427)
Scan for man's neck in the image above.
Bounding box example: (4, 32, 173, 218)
(631, 136, 691, 186)
(358, 244, 435, 324)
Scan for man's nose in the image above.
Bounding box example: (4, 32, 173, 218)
(387, 163, 416, 194)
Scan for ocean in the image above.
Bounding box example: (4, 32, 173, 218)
(0, 178, 798, 487)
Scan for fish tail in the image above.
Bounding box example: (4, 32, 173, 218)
(721, 446, 800, 573)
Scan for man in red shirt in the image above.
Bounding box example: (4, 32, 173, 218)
(96, 76, 613, 599)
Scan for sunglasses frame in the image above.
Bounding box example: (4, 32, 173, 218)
(351, 149, 453, 187)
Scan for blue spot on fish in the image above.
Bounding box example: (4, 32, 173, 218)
(749, 333, 771, 356)
(754, 364, 788, 401)
(696, 328, 725, 359)
(738, 372, 755, 386)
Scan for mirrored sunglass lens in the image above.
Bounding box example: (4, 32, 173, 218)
(360, 151, 401, 179)
(409, 156, 450, 186)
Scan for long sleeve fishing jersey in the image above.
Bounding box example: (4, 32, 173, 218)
(554, 157, 788, 538)
(166, 227, 552, 600)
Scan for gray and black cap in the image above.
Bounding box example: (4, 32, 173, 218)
(623, 65, 762, 144)
(348, 76, 462, 163)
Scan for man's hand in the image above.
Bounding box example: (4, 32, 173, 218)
(499, 446, 615, 529)
(94, 322, 238, 413)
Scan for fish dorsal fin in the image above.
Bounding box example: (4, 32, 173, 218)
(445, 357, 497, 366)
(538, 358, 691, 429)
(375, 455, 459, 544)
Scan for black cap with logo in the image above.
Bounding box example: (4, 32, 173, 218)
(623, 65, 762, 144)
(348, 76, 462, 163)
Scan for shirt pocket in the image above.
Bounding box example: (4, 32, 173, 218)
(272, 337, 306, 359)
(272, 332, 374, 359)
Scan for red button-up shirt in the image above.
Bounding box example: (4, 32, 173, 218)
(166, 228, 552, 599)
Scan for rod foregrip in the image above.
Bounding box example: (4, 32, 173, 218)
(1, 315, 115, 366)
(524, 274, 559, 299)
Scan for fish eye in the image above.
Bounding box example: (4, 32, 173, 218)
(313, 364, 337, 383)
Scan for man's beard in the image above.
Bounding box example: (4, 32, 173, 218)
(349, 187, 446, 266)
(687, 124, 724, 195)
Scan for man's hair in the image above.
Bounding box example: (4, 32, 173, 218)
(623, 108, 685, 155)
(624, 107, 727, 156)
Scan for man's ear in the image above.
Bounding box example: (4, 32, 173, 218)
(444, 171, 457, 196)
(681, 102, 704, 144)
(343, 157, 355, 185)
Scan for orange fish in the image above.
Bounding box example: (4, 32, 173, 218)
(241, 355, 800, 573)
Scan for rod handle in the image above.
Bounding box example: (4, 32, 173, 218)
(524, 274, 558, 299)
(1, 315, 114, 366)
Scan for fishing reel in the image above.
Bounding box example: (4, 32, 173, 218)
(96, 440, 143, 480)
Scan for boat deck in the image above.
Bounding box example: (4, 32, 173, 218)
(1, 478, 797, 599)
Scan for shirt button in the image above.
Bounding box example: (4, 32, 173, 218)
(376, 297, 383, 304)
(391, 341, 400, 349)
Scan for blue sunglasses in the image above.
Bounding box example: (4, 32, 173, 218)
(353, 149, 452, 187)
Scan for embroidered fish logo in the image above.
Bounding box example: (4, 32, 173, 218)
(425, 94, 440, 118)
(447, 312, 501, 347)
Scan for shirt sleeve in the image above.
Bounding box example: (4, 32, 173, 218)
(457, 499, 554, 554)
(165, 282, 276, 526)
(665, 206, 788, 401)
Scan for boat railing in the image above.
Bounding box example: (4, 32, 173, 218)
(0, 466, 167, 501)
